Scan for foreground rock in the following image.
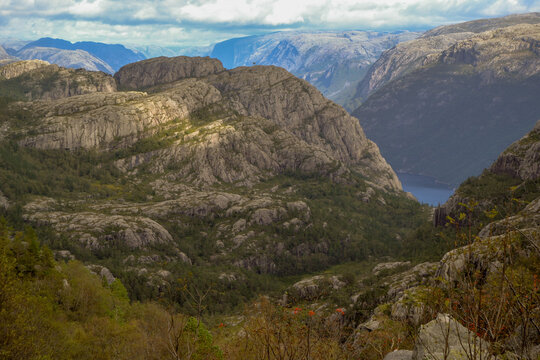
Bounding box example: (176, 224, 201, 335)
(413, 314, 490, 360)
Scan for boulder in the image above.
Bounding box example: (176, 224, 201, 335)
(413, 313, 490, 360)
(384, 350, 413, 360)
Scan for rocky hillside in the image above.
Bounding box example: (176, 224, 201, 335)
(353, 20, 540, 186)
(211, 31, 419, 109)
(0, 56, 425, 308)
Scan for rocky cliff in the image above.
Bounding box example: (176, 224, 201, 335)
(353, 21, 540, 186)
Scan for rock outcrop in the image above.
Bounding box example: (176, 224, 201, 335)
(490, 119, 540, 181)
(437, 119, 540, 220)
(413, 314, 490, 360)
(114, 56, 224, 90)
(0, 59, 50, 80)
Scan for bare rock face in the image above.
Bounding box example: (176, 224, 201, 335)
(383, 350, 413, 360)
(15, 62, 401, 191)
(23, 198, 174, 250)
(114, 56, 224, 90)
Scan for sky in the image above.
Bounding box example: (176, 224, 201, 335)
(0, 0, 539, 48)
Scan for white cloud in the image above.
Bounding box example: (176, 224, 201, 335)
(0, 0, 538, 46)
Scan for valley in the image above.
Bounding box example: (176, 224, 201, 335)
(0, 9, 539, 360)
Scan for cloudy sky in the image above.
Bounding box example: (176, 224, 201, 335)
(0, 0, 539, 47)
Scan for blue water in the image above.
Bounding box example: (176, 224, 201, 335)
(398, 173, 454, 206)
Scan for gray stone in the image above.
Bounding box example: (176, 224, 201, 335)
(384, 350, 413, 360)
(413, 314, 490, 360)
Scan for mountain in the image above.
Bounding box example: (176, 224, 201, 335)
(352, 18, 540, 186)
(18, 37, 146, 72)
(210, 31, 419, 109)
(0, 45, 14, 60)
(16, 47, 115, 74)
(0, 56, 425, 304)
(354, 12, 540, 100)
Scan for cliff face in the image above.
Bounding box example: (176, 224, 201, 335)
(353, 22, 540, 186)
(0, 56, 419, 279)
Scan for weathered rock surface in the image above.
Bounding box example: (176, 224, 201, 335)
(290, 275, 346, 301)
(13, 61, 401, 191)
(87, 264, 116, 285)
(372, 261, 411, 275)
(114, 56, 224, 90)
(383, 350, 413, 360)
(356, 13, 540, 100)
(23, 198, 174, 250)
(422, 12, 540, 37)
(413, 314, 490, 360)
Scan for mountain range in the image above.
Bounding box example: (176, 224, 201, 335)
(210, 31, 420, 108)
(1, 37, 146, 74)
(352, 13, 540, 186)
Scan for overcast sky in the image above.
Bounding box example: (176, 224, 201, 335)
(0, 0, 539, 47)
